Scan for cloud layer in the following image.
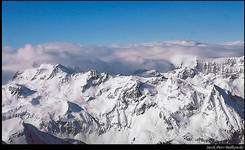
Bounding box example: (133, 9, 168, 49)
(2, 40, 244, 84)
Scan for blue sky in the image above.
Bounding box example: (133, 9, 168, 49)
(2, 1, 244, 48)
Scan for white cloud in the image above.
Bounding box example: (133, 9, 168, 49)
(2, 40, 244, 84)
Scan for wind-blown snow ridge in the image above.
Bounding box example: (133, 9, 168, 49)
(2, 56, 244, 144)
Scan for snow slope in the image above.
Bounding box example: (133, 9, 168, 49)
(2, 56, 244, 144)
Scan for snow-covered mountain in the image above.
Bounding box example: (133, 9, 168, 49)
(2, 56, 244, 144)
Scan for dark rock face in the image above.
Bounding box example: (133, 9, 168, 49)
(8, 84, 36, 98)
(23, 123, 85, 144)
(12, 71, 23, 80)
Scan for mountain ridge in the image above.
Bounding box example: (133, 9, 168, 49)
(2, 56, 244, 144)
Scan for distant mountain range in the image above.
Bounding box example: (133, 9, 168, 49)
(2, 56, 244, 144)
